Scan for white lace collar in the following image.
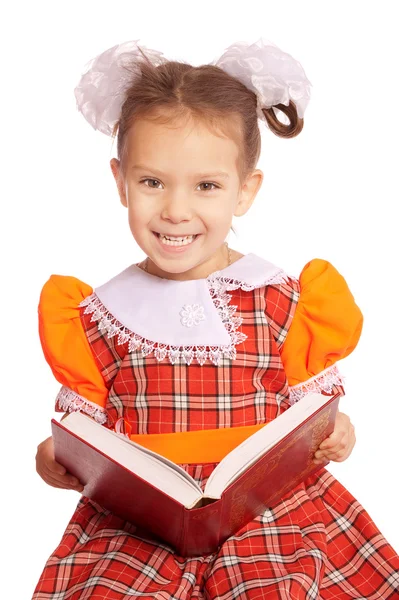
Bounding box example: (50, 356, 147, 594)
(79, 253, 291, 366)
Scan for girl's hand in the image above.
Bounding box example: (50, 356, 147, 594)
(313, 411, 356, 464)
(36, 435, 84, 492)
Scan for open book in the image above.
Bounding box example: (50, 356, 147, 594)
(52, 391, 340, 556)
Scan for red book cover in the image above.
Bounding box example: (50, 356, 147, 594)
(51, 421, 187, 551)
(51, 392, 339, 556)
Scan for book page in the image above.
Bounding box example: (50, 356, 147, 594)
(117, 431, 202, 487)
(61, 413, 203, 507)
(203, 392, 333, 498)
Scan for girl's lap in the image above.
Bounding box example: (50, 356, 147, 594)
(31, 473, 323, 596)
(33, 471, 399, 599)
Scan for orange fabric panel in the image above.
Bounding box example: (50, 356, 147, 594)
(129, 422, 267, 464)
(38, 275, 109, 408)
(280, 259, 363, 387)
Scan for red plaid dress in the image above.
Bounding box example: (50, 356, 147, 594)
(33, 254, 399, 599)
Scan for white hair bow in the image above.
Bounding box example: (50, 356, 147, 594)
(74, 37, 312, 136)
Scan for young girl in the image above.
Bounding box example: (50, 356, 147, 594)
(33, 38, 399, 599)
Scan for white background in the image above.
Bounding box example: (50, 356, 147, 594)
(1, 1, 398, 597)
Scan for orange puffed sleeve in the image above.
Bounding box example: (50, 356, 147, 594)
(280, 259, 363, 400)
(38, 275, 109, 423)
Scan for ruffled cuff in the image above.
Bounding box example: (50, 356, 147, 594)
(289, 364, 345, 404)
(56, 385, 108, 425)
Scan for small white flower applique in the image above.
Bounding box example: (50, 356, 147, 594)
(179, 303, 206, 328)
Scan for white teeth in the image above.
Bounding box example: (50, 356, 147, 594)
(158, 233, 196, 246)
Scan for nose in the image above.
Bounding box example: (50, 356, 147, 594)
(160, 194, 192, 223)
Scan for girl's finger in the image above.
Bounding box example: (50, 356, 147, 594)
(46, 472, 84, 491)
(334, 431, 356, 462)
(38, 472, 79, 489)
(313, 456, 330, 465)
(42, 463, 80, 486)
(50, 461, 66, 476)
(322, 431, 356, 462)
(316, 434, 349, 458)
(319, 429, 345, 449)
(325, 450, 347, 461)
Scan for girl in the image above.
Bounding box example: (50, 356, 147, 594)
(33, 39, 399, 598)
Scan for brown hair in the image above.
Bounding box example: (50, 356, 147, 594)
(111, 50, 304, 234)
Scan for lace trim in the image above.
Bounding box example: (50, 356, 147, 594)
(79, 270, 291, 366)
(289, 364, 345, 404)
(56, 386, 108, 425)
(207, 269, 291, 292)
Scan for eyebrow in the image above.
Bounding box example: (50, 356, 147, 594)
(131, 164, 230, 180)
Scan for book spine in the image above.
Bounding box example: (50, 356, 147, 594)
(177, 501, 222, 556)
(178, 506, 188, 556)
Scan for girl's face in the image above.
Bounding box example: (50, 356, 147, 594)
(110, 115, 263, 280)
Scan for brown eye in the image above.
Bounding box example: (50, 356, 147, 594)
(198, 182, 218, 191)
(141, 178, 161, 188)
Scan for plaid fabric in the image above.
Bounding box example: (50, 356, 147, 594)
(83, 279, 301, 432)
(33, 279, 399, 598)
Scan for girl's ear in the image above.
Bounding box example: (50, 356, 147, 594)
(110, 158, 128, 207)
(234, 169, 263, 217)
